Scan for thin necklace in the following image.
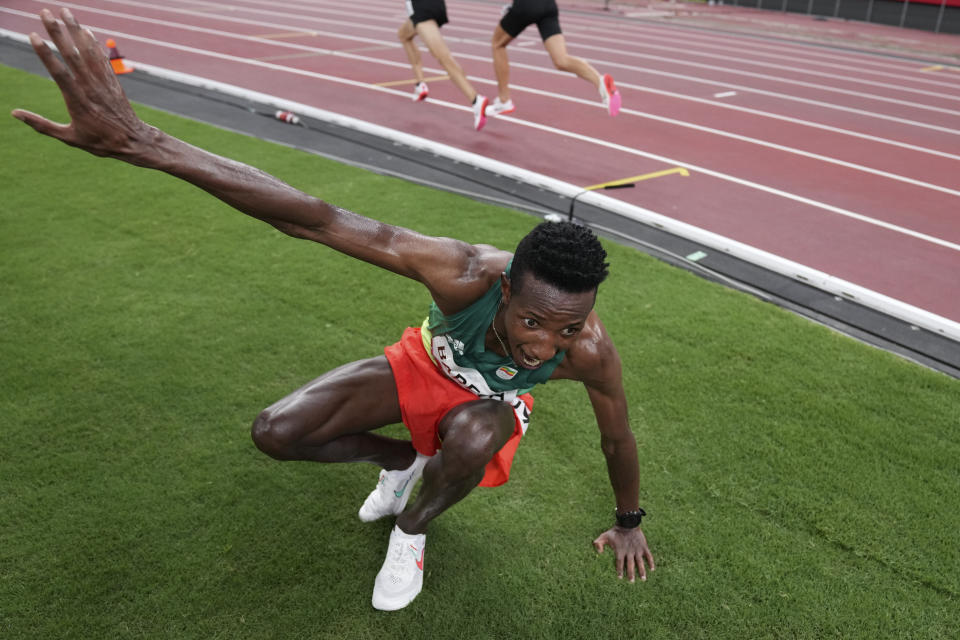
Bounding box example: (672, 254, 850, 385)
(491, 312, 514, 364)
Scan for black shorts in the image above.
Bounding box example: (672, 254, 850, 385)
(407, 0, 448, 27)
(499, 0, 562, 41)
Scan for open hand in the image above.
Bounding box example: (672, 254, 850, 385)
(11, 8, 154, 163)
(593, 525, 655, 583)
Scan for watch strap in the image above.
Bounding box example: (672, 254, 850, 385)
(615, 507, 647, 529)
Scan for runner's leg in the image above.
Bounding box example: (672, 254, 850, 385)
(251, 356, 415, 471)
(396, 398, 515, 534)
(491, 25, 515, 103)
(542, 33, 600, 89)
(415, 19, 478, 103)
(398, 19, 425, 84)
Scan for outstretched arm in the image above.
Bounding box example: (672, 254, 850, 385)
(11, 8, 491, 310)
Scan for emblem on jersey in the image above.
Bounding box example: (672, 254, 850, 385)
(496, 365, 518, 380)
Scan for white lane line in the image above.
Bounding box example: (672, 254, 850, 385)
(560, 41, 960, 117)
(605, 62, 960, 136)
(636, 84, 960, 163)
(619, 104, 960, 198)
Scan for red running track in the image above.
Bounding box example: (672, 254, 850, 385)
(3, 0, 959, 331)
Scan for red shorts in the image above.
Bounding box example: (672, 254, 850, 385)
(384, 327, 533, 487)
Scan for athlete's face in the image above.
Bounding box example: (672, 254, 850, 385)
(499, 272, 596, 369)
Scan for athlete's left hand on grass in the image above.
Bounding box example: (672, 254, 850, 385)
(593, 526, 655, 583)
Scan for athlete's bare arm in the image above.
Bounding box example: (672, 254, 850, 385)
(552, 313, 655, 582)
(11, 8, 498, 314)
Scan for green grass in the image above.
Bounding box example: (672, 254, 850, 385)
(2, 64, 958, 639)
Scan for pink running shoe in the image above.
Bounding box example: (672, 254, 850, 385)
(412, 81, 428, 102)
(473, 95, 489, 131)
(601, 74, 621, 117)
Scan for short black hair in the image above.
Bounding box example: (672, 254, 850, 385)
(511, 221, 609, 294)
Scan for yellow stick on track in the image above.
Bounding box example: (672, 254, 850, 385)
(584, 167, 689, 191)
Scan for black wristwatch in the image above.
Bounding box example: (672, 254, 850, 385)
(615, 508, 646, 529)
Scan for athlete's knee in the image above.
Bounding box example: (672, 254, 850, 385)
(440, 400, 515, 473)
(551, 53, 573, 71)
(398, 19, 415, 41)
(251, 407, 297, 460)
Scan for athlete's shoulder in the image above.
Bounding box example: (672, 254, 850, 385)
(468, 244, 513, 282)
(430, 244, 512, 314)
(552, 311, 621, 386)
(571, 312, 618, 364)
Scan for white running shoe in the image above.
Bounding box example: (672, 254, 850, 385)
(599, 73, 621, 117)
(473, 94, 489, 131)
(490, 97, 515, 116)
(358, 453, 429, 523)
(372, 525, 427, 611)
(412, 81, 428, 102)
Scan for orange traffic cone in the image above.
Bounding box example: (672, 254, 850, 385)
(106, 39, 134, 74)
